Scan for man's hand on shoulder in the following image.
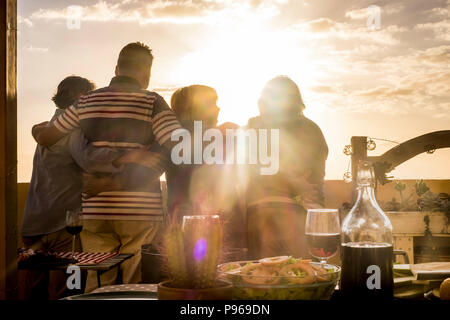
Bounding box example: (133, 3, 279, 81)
(32, 121, 69, 146)
(31, 121, 49, 142)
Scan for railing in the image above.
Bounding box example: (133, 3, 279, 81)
(349, 131, 450, 263)
(350, 131, 450, 197)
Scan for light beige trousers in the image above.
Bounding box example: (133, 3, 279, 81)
(80, 219, 161, 292)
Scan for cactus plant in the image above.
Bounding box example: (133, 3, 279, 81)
(162, 215, 224, 289)
(163, 221, 189, 288)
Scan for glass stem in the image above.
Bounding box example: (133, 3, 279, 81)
(72, 235, 76, 259)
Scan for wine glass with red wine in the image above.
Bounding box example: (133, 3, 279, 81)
(65, 208, 83, 260)
(305, 209, 340, 264)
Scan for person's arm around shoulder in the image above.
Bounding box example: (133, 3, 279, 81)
(66, 129, 122, 174)
(34, 105, 81, 146)
(151, 93, 184, 152)
(83, 154, 169, 199)
(31, 121, 49, 141)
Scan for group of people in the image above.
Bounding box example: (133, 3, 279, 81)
(19, 42, 328, 299)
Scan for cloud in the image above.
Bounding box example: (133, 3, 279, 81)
(426, 0, 450, 17)
(345, 3, 404, 20)
(303, 43, 450, 118)
(429, 7, 449, 17)
(293, 18, 406, 45)
(21, 0, 450, 120)
(305, 18, 336, 32)
(24, 45, 49, 53)
(415, 45, 450, 64)
(30, 0, 282, 25)
(345, 7, 376, 20)
(354, 86, 413, 99)
(18, 15, 33, 27)
(416, 19, 450, 41)
(309, 85, 336, 93)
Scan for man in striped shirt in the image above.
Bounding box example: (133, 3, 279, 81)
(34, 42, 182, 290)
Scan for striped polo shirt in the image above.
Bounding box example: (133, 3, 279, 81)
(53, 75, 182, 220)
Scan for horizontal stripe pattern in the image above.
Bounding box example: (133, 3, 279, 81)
(54, 105, 80, 133)
(57, 252, 119, 265)
(78, 95, 156, 104)
(78, 91, 156, 100)
(52, 86, 182, 220)
(77, 98, 152, 122)
(82, 214, 163, 221)
(152, 111, 182, 145)
(82, 191, 163, 219)
(91, 141, 145, 149)
(79, 112, 151, 122)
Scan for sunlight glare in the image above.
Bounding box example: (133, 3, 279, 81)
(171, 22, 318, 125)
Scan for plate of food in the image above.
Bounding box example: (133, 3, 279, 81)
(218, 256, 340, 300)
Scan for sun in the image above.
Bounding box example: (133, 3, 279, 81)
(171, 23, 318, 126)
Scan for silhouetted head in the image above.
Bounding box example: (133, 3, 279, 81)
(52, 76, 95, 109)
(115, 42, 153, 89)
(258, 76, 305, 118)
(171, 85, 219, 128)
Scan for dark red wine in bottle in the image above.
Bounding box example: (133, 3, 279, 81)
(66, 225, 83, 235)
(306, 233, 340, 259)
(340, 242, 393, 300)
(341, 161, 394, 301)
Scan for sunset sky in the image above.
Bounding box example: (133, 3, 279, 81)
(17, 0, 450, 182)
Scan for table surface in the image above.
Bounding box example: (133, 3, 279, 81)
(74, 254, 133, 271)
(92, 284, 158, 293)
(19, 253, 133, 271)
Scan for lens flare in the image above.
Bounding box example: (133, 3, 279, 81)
(193, 238, 208, 261)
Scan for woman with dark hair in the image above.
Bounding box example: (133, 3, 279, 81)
(20, 76, 120, 299)
(51, 76, 95, 109)
(245, 76, 328, 259)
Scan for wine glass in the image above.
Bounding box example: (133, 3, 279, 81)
(65, 208, 83, 260)
(305, 209, 340, 265)
(182, 215, 222, 279)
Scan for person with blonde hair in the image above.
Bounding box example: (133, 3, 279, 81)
(167, 85, 244, 241)
(96, 84, 247, 249)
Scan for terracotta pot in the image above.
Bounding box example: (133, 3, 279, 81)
(157, 280, 233, 300)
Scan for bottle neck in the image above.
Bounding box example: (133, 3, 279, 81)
(342, 162, 393, 245)
(356, 183, 378, 206)
(357, 182, 375, 194)
(356, 166, 375, 186)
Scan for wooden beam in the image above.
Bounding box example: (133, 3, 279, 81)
(0, 0, 18, 300)
(371, 130, 450, 185)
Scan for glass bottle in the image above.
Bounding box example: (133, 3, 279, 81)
(340, 160, 394, 300)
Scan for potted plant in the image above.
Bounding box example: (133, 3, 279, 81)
(157, 215, 232, 300)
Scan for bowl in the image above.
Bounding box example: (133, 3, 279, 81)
(157, 280, 233, 300)
(218, 259, 340, 300)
